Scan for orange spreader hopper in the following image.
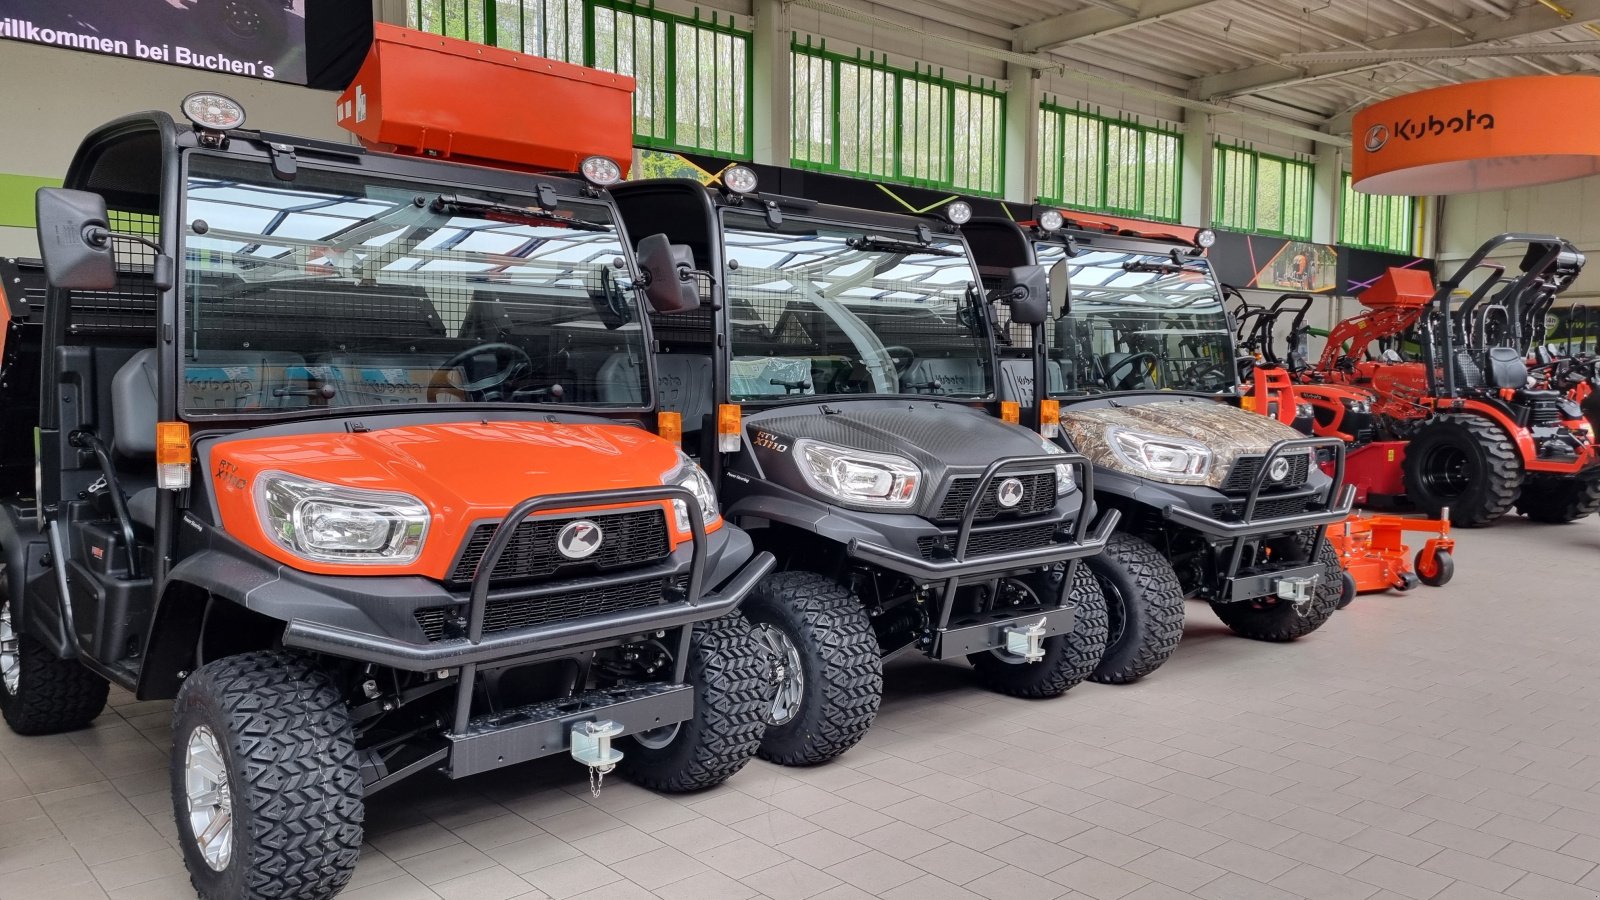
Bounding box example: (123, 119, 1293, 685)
(1359, 266, 1435, 309)
(335, 23, 636, 176)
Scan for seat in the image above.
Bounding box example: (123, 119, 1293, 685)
(656, 355, 715, 427)
(110, 349, 159, 530)
(901, 356, 987, 395)
(1485, 346, 1530, 390)
(182, 349, 311, 411)
(997, 358, 1064, 405)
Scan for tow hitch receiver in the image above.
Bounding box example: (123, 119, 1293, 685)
(1276, 575, 1318, 610)
(1004, 618, 1049, 663)
(571, 720, 625, 769)
(1226, 564, 1323, 604)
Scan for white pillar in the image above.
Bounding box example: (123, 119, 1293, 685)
(1181, 109, 1212, 227)
(1004, 62, 1040, 204)
(750, 0, 790, 166)
(374, 0, 406, 26)
(1312, 142, 1341, 245)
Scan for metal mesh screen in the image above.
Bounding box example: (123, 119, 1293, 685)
(62, 210, 160, 340)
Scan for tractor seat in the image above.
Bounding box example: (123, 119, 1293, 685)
(110, 349, 160, 530)
(1485, 346, 1531, 391)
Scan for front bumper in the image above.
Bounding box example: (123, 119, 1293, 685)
(1161, 437, 1355, 538)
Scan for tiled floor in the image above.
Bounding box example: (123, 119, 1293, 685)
(5, 517, 1600, 900)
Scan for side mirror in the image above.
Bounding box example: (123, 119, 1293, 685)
(636, 233, 699, 315)
(1048, 260, 1070, 315)
(36, 188, 117, 291)
(1005, 265, 1050, 325)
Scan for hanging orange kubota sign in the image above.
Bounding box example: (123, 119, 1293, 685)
(1352, 75, 1600, 195)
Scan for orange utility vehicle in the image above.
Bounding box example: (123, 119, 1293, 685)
(0, 27, 776, 900)
(1314, 236, 1599, 525)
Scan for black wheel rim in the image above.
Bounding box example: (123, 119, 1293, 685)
(1420, 443, 1473, 499)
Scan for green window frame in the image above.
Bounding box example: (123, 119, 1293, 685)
(407, 0, 752, 158)
(1037, 103, 1182, 223)
(789, 39, 1005, 197)
(1340, 173, 1416, 254)
(1212, 143, 1314, 240)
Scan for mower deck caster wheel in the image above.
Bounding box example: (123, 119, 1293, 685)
(1336, 571, 1357, 609)
(1415, 549, 1453, 587)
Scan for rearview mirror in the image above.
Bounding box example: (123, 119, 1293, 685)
(636, 233, 700, 314)
(36, 188, 117, 291)
(1048, 260, 1070, 315)
(1004, 265, 1050, 325)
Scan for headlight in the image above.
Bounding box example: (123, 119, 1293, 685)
(1343, 398, 1371, 414)
(255, 472, 429, 564)
(663, 451, 720, 531)
(1039, 439, 1077, 495)
(1108, 428, 1212, 482)
(1296, 402, 1315, 420)
(796, 440, 920, 508)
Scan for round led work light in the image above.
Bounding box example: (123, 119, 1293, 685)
(181, 92, 247, 132)
(580, 156, 623, 186)
(944, 201, 973, 225)
(1195, 228, 1218, 249)
(1038, 209, 1065, 232)
(722, 165, 759, 194)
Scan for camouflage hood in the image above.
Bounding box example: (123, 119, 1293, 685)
(1061, 398, 1304, 490)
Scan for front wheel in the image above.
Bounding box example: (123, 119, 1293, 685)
(0, 596, 109, 736)
(171, 652, 363, 900)
(968, 564, 1108, 698)
(1210, 537, 1343, 642)
(620, 613, 770, 792)
(1515, 477, 1600, 523)
(742, 571, 882, 766)
(1082, 533, 1186, 684)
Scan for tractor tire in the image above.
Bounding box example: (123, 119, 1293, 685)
(1515, 476, 1600, 523)
(968, 564, 1109, 698)
(1082, 533, 1186, 684)
(171, 652, 363, 900)
(742, 571, 882, 766)
(0, 596, 109, 736)
(1415, 549, 1454, 587)
(1402, 414, 1522, 527)
(620, 613, 770, 792)
(1210, 537, 1343, 642)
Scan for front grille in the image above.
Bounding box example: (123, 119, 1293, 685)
(448, 509, 670, 586)
(1222, 453, 1311, 493)
(935, 472, 1057, 521)
(1210, 493, 1316, 522)
(917, 522, 1061, 560)
(415, 578, 671, 641)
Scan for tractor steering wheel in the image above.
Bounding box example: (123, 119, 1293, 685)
(429, 342, 534, 402)
(882, 345, 917, 374)
(1104, 351, 1159, 391)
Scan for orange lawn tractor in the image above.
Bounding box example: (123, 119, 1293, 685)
(1312, 235, 1600, 526)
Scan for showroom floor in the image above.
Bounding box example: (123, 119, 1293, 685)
(4, 518, 1600, 900)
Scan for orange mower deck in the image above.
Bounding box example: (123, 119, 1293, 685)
(1329, 511, 1455, 594)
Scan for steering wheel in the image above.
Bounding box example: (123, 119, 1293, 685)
(882, 345, 917, 374)
(1104, 352, 1159, 391)
(428, 342, 534, 402)
(1182, 361, 1231, 391)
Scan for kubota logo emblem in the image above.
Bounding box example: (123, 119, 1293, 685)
(996, 478, 1025, 508)
(1268, 457, 1292, 482)
(556, 520, 604, 560)
(1364, 123, 1390, 153)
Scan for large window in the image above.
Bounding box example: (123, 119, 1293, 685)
(1340, 173, 1415, 254)
(1213, 144, 1314, 239)
(789, 40, 1005, 197)
(1037, 104, 1182, 223)
(407, 0, 750, 158)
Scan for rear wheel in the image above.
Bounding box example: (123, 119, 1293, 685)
(1515, 477, 1600, 523)
(1210, 537, 1342, 642)
(620, 613, 769, 792)
(743, 571, 882, 766)
(0, 596, 109, 736)
(1402, 414, 1521, 527)
(1082, 533, 1186, 684)
(171, 652, 363, 900)
(968, 564, 1108, 698)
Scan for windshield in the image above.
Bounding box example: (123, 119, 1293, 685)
(720, 211, 993, 400)
(179, 154, 649, 415)
(1037, 243, 1236, 395)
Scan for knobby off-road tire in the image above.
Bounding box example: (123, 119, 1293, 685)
(1515, 476, 1600, 524)
(742, 571, 882, 766)
(620, 613, 770, 792)
(1082, 533, 1186, 684)
(968, 563, 1109, 698)
(0, 595, 109, 736)
(1211, 537, 1343, 642)
(171, 651, 363, 900)
(1402, 414, 1521, 527)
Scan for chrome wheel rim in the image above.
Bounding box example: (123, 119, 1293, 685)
(0, 602, 19, 696)
(753, 624, 804, 726)
(185, 725, 234, 872)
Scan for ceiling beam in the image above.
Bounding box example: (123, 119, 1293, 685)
(1196, 0, 1600, 99)
(1014, 0, 1227, 53)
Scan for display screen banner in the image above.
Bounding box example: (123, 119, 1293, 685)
(0, 0, 308, 83)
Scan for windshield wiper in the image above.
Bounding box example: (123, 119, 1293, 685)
(429, 194, 609, 232)
(846, 235, 961, 257)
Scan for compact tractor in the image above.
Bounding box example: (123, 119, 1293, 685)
(611, 174, 1121, 765)
(0, 27, 778, 900)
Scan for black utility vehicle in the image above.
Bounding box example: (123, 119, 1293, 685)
(0, 97, 774, 900)
(614, 174, 1118, 765)
(970, 214, 1353, 652)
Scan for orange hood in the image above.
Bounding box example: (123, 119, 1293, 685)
(209, 420, 697, 578)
